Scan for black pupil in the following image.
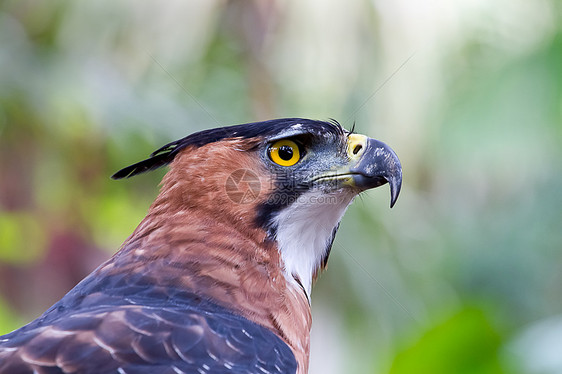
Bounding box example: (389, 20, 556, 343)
(278, 145, 294, 161)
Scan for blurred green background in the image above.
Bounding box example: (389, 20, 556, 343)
(0, 1, 561, 373)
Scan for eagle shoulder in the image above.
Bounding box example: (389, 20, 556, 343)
(0, 279, 297, 374)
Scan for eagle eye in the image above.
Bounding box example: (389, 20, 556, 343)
(268, 139, 301, 167)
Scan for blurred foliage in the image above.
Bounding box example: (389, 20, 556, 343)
(390, 308, 504, 374)
(0, 212, 45, 264)
(0, 1, 561, 374)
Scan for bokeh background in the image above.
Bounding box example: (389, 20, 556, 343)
(1, 1, 561, 373)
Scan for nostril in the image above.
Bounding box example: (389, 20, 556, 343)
(352, 144, 363, 155)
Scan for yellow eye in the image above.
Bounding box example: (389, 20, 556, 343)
(268, 139, 301, 167)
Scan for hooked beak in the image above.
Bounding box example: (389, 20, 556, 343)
(347, 134, 402, 208)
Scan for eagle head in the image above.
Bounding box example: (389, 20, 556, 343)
(112, 118, 402, 297)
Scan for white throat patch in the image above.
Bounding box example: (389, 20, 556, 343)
(272, 190, 356, 298)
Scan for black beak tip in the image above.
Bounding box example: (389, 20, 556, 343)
(389, 174, 402, 208)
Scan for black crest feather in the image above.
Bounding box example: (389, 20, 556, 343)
(111, 118, 344, 180)
(110, 139, 184, 179)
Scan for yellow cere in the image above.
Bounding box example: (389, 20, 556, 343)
(346, 134, 367, 159)
(269, 139, 301, 166)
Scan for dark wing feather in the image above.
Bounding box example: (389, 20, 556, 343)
(0, 288, 297, 374)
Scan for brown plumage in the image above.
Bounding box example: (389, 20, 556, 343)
(0, 118, 402, 374)
(105, 139, 312, 369)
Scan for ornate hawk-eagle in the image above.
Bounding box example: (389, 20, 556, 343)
(0, 118, 402, 374)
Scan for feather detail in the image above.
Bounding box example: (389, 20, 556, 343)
(110, 139, 312, 373)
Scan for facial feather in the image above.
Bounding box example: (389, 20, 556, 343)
(272, 190, 355, 297)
